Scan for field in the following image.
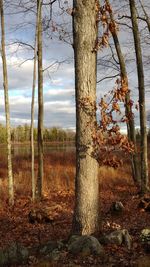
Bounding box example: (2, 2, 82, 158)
(0, 146, 150, 266)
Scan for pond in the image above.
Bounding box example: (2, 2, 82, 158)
(0, 142, 75, 157)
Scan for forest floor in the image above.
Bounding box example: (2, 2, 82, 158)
(0, 150, 150, 266)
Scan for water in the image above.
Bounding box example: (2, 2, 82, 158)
(0, 143, 75, 157)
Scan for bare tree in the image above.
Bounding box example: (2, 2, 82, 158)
(139, 0, 150, 33)
(0, 0, 14, 205)
(30, 0, 42, 202)
(72, 0, 100, 235)
(105, 0, 140, 186)
(129, 0, 149, 194)
(36, 0, 44, 199)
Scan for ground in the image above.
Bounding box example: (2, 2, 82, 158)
(0, 150, 150, 266)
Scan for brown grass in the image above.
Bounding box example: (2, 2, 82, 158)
(0, 148, 136, 204)
(0, 151, 76, 202)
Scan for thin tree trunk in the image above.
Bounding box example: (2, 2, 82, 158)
(72, 0, 100, 235)
(0, 0, 14, 205)
(106, 0, 140, 186)
(36, 0, 43, 199)
(129, 0, 149, 194)
(31, 0, 41, 202)
(139, 0, 150, 33)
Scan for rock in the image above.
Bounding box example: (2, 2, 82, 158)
(68, 235, 81, 246)
(57, 240, 65, 250)
(140, 229, 150, 242)
(99, 229, 132, 249)
(49, 249, 61, 261)
(0, 242, 29, 266)
(110, 201, 124, 214)
(17, 244, 29, 262)
(122, 229, 132, 249)
(68, 235, 104, 256)
(40, 241, 58, 256)
(7, 242, 18, 263)
(140, 229, 150, 252)
(0, 248, 8, 266)
(99, 230, 123, 246)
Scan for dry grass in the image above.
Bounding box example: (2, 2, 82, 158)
(0, 151, 76, 202)
(0, 147, 136, 204)
(99, 163, 133, 190)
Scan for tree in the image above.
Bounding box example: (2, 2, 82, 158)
(0, 0, 14, 205)
(129, 0, 149, 194)
(72, 0, 100, 235)
(30, 0, 41, 202)
(139, 0, 150, 33)
(104, 0, 140, 186)
(36, 0, 44, 200)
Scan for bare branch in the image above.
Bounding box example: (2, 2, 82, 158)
(97, 74, 119, 84)
(10, 40, 34, 50)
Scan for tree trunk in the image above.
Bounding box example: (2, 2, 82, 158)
(72, 0, 100, 235)
(31, 0, 41, 202)
(36, 0, 43, 199)
(0, 0, 14, 205)
(129, 0, 149, 194)
(106, 0, 140, 186)
(139, 0, 150, 33)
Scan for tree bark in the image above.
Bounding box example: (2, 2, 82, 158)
(129, 0, 149, 194)
(72, 0, 100, 235)
(36, 0, 43, 199)
(0, 0, 14, 205)
(106, 0, 140, 186)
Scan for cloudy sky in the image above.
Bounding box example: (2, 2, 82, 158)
(0, 0, 150, 131)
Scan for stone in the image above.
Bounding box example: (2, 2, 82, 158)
(140, 229, 150, 252)
(57, 240, 65, 250)
(110, 201, 124, 214)
(17, 244, 29, 262)
(7, 242, 18, 263)
(49, 249, 61, 261)
(140, 229, 150, 242)
(100, 230, 123, 246)
(0, 248, 8, 266)
(68, 235, 81, 246)
(68, 235, 104, 256)
(40, 241, 58, 255)
(0, 242, 29, 266)
(122, 229, 132, 250)
(99, 229, 132, 249)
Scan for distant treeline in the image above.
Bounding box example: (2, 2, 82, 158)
(0, 124, 75, 143)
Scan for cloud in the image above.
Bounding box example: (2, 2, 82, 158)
(1, 0, 150, 131)
(0, 86, 75, 128)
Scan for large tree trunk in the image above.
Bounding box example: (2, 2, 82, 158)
(106, 0, 140, 186)
(0, 0, 14, 205)
(36, 0, 43, 199)
(72, 0, 100, 235)
(129, 0, 149, 194)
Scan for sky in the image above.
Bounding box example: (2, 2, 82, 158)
(0, 0, 150, 131)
